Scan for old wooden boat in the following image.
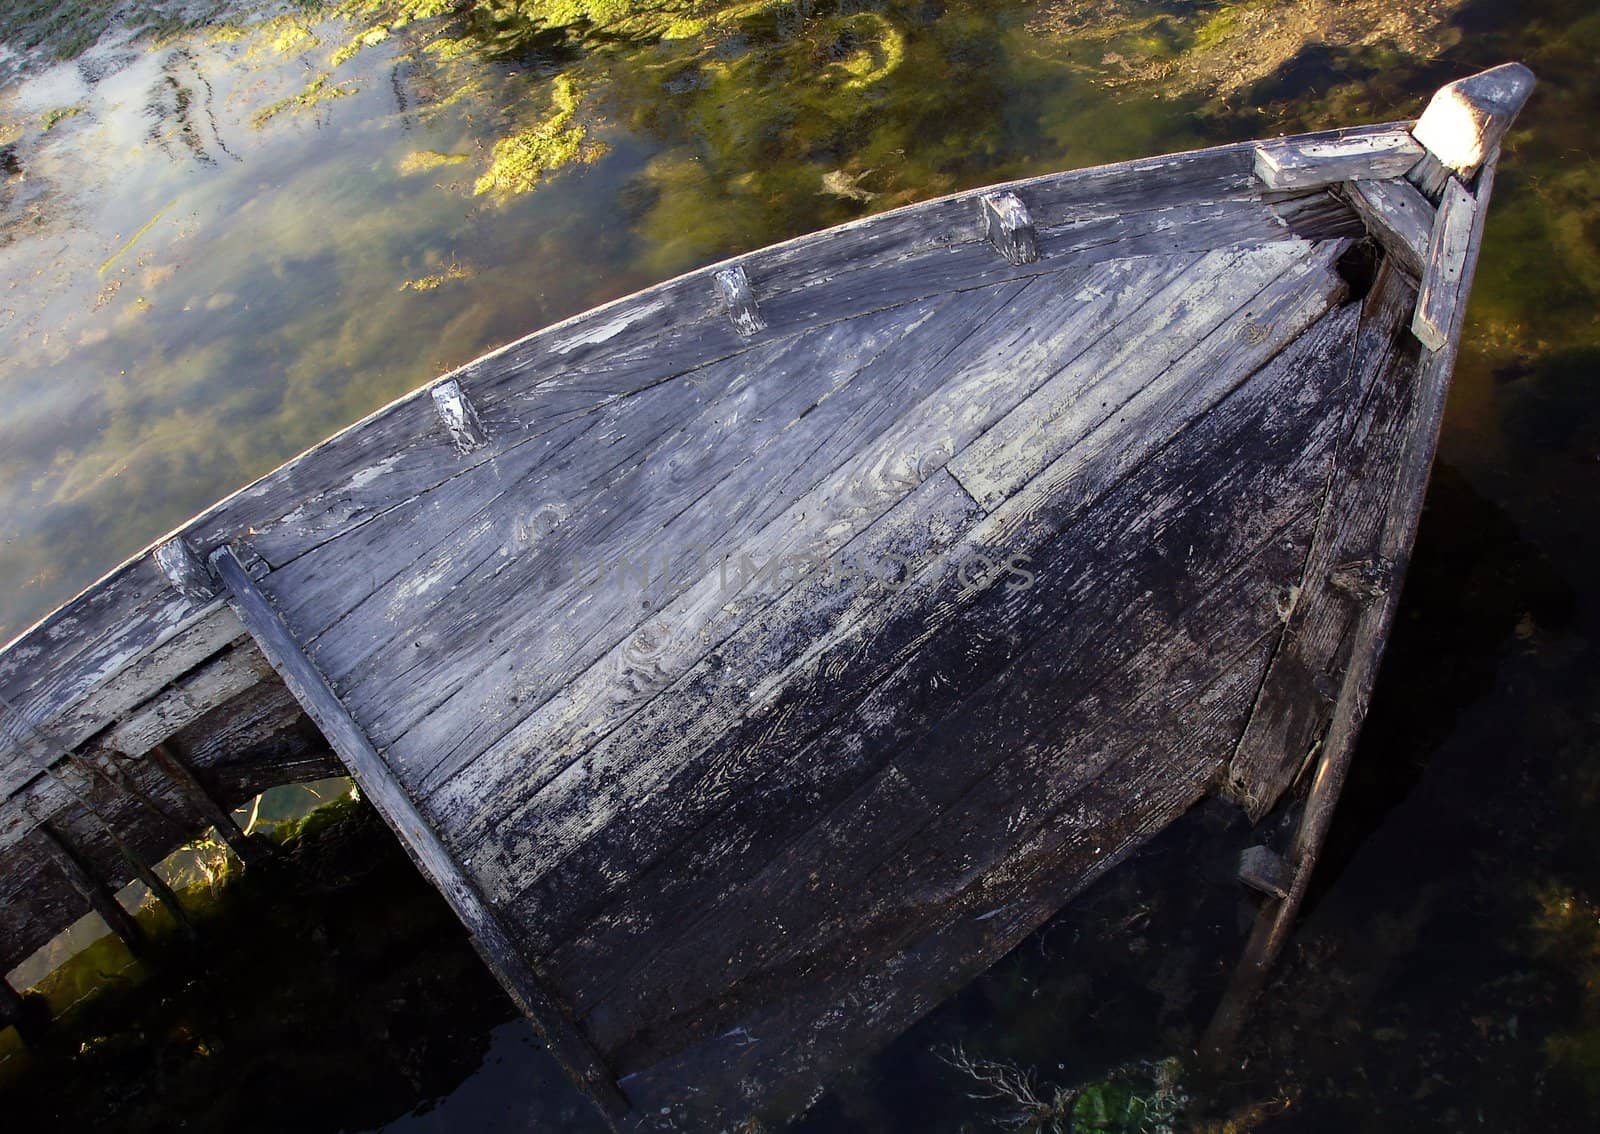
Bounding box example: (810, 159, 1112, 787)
(0, 65, 1532, 1129)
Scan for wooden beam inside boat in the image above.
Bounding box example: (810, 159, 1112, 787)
(204, 545, 631, 1125)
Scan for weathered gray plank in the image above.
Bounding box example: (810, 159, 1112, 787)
(948, 239, 1345, 509)
(349, 287, 1022, 785)
(577, 303, 1360, 1047)
(1253, 127, 1424, 190)
(1413, 176, 1478, 351)
(1343, 177, 1435, 277)
(552, 491, 1319, 1019)
(427, 254, 1201, 857)
(101, 642, 275, 758)
(480, 470, 987, 956)
(613, 644, 1274, 1126)
(488, 263, 1350, 981)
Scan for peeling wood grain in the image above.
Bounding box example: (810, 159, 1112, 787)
(1253, 128, 1424, 190)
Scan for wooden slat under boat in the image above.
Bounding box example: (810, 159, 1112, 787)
(0, 65, 1534, 1129)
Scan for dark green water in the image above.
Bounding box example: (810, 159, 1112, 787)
(2, 0, 1599, 1129)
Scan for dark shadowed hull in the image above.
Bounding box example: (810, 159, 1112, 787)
(0, 65, 1532, 1131)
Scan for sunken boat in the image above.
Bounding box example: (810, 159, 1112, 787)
(0, 64, 1534, 1131)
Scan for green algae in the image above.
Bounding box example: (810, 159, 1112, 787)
(249, 73, 355, 127)
(399, 259, 474, 290)
(40, 105, 85, 132)
(472, 74, 606, 198)
(397, 147, 471, 175)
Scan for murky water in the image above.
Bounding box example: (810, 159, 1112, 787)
(2, 0, 1599, 1130)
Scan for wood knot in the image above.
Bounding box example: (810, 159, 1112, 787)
(1328, 557, 1396, 602)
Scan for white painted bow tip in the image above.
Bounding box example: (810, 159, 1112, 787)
(1412, 62, 1535, 180)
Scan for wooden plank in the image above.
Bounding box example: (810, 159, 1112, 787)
(576, 303, 1361, 1048)
(204, 546, 629, 1124)
(490, 267, 1350, 983)
(1342, 177, 1435, 277)
(482, 471, 987, 958)
(949, 240, 1345, 508)
(425, 254, 1201, 855)
(560, 499, 1317, 1024)
(101, 641, 276, 759)
(1413, 177, 1478, 351)
(346, 287, 1021, 784)
(1253, 127, 1424, 190)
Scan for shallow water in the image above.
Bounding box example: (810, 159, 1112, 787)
(2, 0, 1599, 1130)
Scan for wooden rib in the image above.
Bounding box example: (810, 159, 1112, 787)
(1253, 127, 1424, 190)
(148, 742, 268, 865)
(1342, 177, 1435, 277)
(204, 546, 629, 1125)
(38, 821, 148, 958)
(1413, 176, 1478, 351)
